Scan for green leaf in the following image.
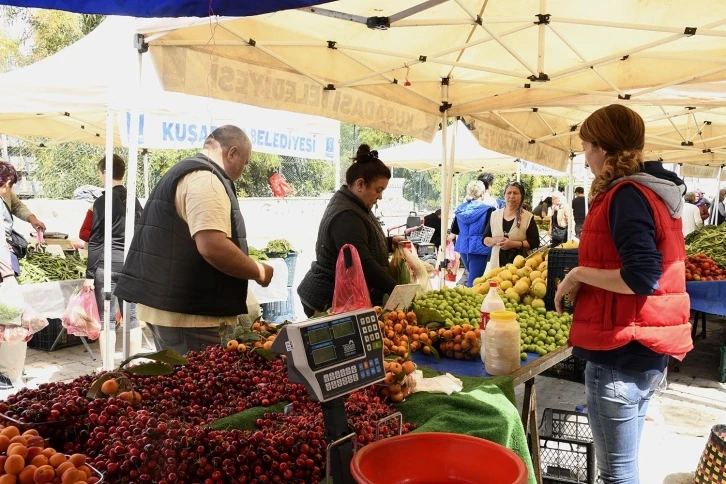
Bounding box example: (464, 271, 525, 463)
(118, 348, 188, 369)
(125, 363, 174, 376)
(426, 343, 441, 362)
(86, 373, 119, 400)
(240, 332, 263, 343)
(219, 321, 230, 346)
(394, 370, 407, 383)
(236, 314, 253, 333)
(415, 307, 445, 325)
(425, 322, 443, 332)
(254, 349, 277, 361)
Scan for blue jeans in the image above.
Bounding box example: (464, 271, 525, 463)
(585, 362, 665, 484)
(459, 253, 489, 287)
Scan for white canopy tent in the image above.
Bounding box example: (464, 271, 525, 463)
(0, 17, 341, 369)
(134, 0, 726, 281)
(377, 120, 521, 174)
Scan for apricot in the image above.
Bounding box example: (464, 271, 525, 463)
(4, 454, 25, 474)
(48, 452, 66, 468)
(18, 465, 37, 484)
(100, 379, 119, 395)
(33, 465, 55, 484)
(68, 455, 86, 468)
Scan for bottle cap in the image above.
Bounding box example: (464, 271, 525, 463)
(489, 281, 498, 287)
(489, 310, 516, 321)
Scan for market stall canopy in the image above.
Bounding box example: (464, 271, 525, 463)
(0, 0, 327, 18)
(135, 0, 726, 171)
(0, 17, 340, 160)
(378, 120, 521, 173)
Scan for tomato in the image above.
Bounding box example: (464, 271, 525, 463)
(701, 262, 711, 271)
(686, 273, 693, 281)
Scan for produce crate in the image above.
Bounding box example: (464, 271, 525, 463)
(266, 251, 297, 287)
(542, 356, 587, 384)
(260, 287, 295, 323)
(545, 248, 579, 313)
(27, 318, 83, 351)
(540, 408, 598, 484)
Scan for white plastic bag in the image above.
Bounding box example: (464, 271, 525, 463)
(409, 370, 463, 396)
(400, 247, 433, 295)
(0, 281, 25, 326)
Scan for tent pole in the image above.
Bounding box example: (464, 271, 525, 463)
(516, 159, 521, 182)
(103, 109, 115, 371)
(537, 0, 546, 74)
(568, 155, 575, 240)
(711, 165, 723, 225)
(448, 119, 458, 215)
(0, 134, 8, 160)
(143, 149, 150, 198)
(121, 50, 143, 359)
(439, 80, 449, 289)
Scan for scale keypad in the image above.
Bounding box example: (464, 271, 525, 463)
(359, 314, 383, 352)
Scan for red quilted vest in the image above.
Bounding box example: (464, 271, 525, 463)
(570, 181, 693, 360)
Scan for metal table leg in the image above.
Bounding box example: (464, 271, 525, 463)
(80, 337, 96, 361)
(48, 327, 66, 352)
(521, 377, 543, 484)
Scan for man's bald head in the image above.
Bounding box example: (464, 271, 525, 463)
(204, 125, 252, 181)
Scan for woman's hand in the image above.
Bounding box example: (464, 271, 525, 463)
(446, 234, 456, 243)
(392, 235, 407, 246)
(499, 238, 523, 251)
(82, 279, 94, 292)
(555, 267, 581, 315)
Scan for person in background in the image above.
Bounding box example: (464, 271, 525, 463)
(452, 173, 499, 285)
(695, 190, 711, 221)
(0, 159, 46, 259)
(483, 181, 540, 270)
(422, 208, 442, 247)
(682, 192, 703, 237)
(448, 181, 496, 287)
(555, 104, 692, 484)
(82, 155, 144, 363)
(115, 126, 274, 355)
(549, 192, 569, 247)
(298, 145, 404, 316)
(711, 189, 725, 225)
(0, 162, 25, 389)
(532, 196, 552, 218)
(572, 186, 586, 237)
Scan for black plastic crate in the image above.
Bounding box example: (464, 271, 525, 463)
(540, 408, 598, 484)
(542, 356, 587, 383)
(261, 287, 295, 323)
(545, 248, 579, 313)
(27, 318, 83, 351)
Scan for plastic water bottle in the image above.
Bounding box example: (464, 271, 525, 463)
(480, 282, 506, 365)
(575, 405, 587, 414)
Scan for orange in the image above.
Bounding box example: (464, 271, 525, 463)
(68, 455, 86, 468)
(7, 445, 28, 459)
(465, 331, 477, 341)
(443, 330, 453, 340)
(0, 435, 9, 452)
(33, 465, 55, 484)
(4, 454, 25, 474)
(30, 455, 49, 467)
(48, 453, 66, 468)
(0, 426, 20, 439)
(389, 362, 403, 374)
(406, 311, 416, 321)
(100, 379, 118, 395)
(397, 311, 406, 321)
(389, 392, 404, 403)
(383, 372, 395, 385)
(60, 469, 81, 484)
(402, 361, 415, 375)
(422, 346, 431, 355)
(461, 340, 471, 350)
(117, 391, 134, 403)
(77, 465, 92, 478)
(236, 343, 247, 353)
(18, 465, 37, 484)
(0, 474, 18, 484)
(262, 341, 273, 351)
(225, 340, 238, 352)
(55, 462, 74, 477)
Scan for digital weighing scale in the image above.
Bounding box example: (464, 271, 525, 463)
(271, 308, 386, 484)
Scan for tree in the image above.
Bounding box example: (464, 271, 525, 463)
(0, 7, 104, 72)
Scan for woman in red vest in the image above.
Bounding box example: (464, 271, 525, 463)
(555, 104, 692, 484)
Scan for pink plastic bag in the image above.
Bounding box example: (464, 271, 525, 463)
(22, 304, 48, 341)
(332, 244, 372, 314)
(62, 289, 101, 340)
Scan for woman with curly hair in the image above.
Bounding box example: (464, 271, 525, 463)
(555, 104, 692, 483)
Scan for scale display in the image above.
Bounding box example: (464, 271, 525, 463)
(270, 308, 385, 402)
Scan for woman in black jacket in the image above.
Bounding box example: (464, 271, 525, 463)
(298, 145, 404, 316)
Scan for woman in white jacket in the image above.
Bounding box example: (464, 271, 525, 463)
(681, 192, 703, 237)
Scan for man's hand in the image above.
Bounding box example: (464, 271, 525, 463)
(28, 215, 46, 232)
(555, 267, 581, 315)
(82, 279, 94, 292)
(256, 262, 274, 287)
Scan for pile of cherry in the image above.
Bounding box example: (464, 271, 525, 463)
(0, 346, 414, 484)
